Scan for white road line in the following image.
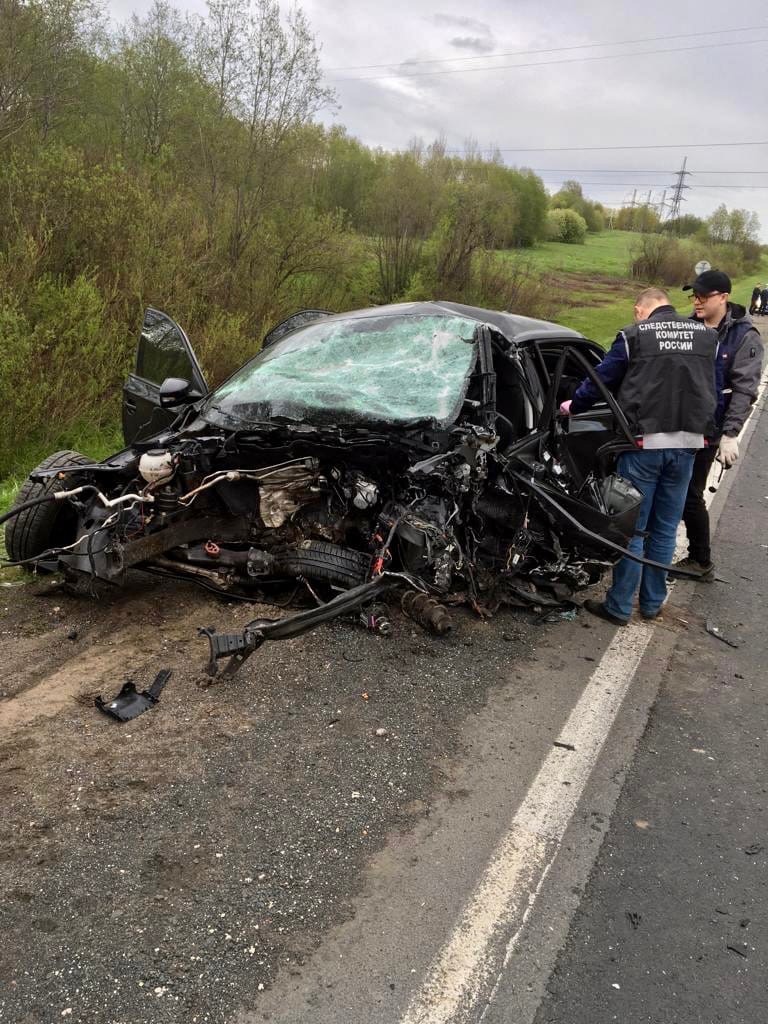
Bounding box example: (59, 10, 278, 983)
(401, 366, 767, 1024)
(400, 625, 653, 1024)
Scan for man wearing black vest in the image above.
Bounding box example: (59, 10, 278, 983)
(560, 287, 718, 625)
(674, 270, 764, 580)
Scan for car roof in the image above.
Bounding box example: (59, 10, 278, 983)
(285, 301, 587, 346)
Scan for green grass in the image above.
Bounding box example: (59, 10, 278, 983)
(517, 230, 637, 277)
(0, 422, 124, 516)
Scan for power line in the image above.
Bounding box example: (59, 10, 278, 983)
(446, 141, 768, 153)
(538, 182, 768, 189)
(514, 168, 768, 175)
(324, 25, 765, 72)
(329, 37, 768, 81)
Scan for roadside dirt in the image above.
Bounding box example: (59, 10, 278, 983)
(0, 571, 541, 1024)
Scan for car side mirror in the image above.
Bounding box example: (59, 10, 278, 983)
(159, 377, 198, 408)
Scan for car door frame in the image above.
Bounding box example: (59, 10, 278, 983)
(122, 308, 209, 445)
(523, 336, 637, 484)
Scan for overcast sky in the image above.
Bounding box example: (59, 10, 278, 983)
(108, 0, 768, 244)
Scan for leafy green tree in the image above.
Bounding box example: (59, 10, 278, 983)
(551, 180, 604, 233)
(615, 204, 660, 233)
(707, 203, 760, 245)
(662, 213, 704, 238)
(0, 0, 100, 144)
(367, 152, 435, 301)
(114, 2, 197, 160)
(311, 126, 383, 229)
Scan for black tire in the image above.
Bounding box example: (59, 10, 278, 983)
(275, 541, 371, 588)
(4, 450, 93, 569)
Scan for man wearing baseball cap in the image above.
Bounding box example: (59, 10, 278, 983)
(676, 269, 764, 580)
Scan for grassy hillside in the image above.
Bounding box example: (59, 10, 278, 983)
(517, 231, 768, 346)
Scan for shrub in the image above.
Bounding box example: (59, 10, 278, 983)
(546, 208, 587, 244)
(629, 235, 689, 285)
(0, 274, 125, 477)
(467, 253, 561, 319)
(405, 248, 561, 321)
(630, 234, 762, 288)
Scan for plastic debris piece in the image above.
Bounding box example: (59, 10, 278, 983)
(95, 670, 172, 722)
(705, 621, 744, 648)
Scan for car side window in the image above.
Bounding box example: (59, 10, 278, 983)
(536, 343, 604, 404)
(135, 309, 204, 388)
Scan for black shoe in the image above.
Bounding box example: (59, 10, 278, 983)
(583, 599, 629, 626)
(673, 556, 715, 582)
(640, 607, 661, 621)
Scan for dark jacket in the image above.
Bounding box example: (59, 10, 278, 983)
(571, 305, 718, 437)
(695, 303, 763, 437)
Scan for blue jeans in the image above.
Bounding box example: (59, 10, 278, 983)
(603, 448, 696, 621)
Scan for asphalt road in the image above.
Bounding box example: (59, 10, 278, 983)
(1, 325, 766, 1024)
(534, 361, 768, 1024)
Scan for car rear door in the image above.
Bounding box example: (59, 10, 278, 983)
(122, 309, 209, 445)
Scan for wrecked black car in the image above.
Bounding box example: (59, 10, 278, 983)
(3, 301, 652, 674)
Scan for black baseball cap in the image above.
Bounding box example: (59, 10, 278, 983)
(683, 269, 732, 294)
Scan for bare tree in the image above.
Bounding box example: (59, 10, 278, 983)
(193, 0, 335, 270)
(116, 1, 194, 159)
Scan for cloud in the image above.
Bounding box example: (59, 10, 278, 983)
(103, 0, 768, 241)
(449, 36, 495, 53)
(432, 14, 492, 34)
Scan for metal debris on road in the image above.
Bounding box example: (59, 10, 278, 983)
(726, 943, 749, 959)
(401, 592, 453, 634)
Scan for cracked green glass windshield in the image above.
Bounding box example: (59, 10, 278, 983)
(203, 314, 478, 428)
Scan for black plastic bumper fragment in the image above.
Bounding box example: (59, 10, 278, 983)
(200, 575, 395, 677)
(95, 669, 172, 722)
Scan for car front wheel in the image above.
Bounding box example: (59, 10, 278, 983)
(4, 450, 92, 569)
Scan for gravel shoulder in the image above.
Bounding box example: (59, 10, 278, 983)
(0, 571, 541, 1024)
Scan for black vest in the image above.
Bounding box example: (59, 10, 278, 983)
(617, 306, 718, 437)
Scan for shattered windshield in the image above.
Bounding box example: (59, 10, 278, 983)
(201, 313, 478, 428)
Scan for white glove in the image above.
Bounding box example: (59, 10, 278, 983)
(717, 435, 739, 467)
(559, 400, 572, 416)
